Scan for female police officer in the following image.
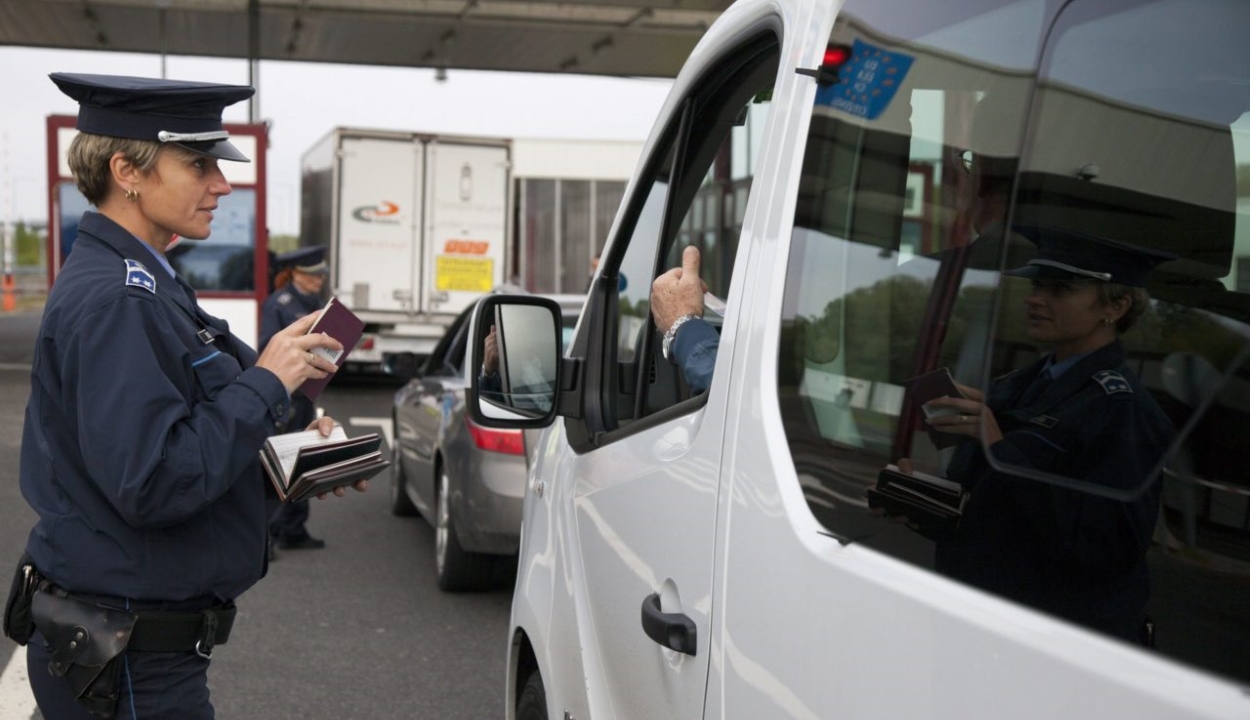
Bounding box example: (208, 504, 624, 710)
(919, 227, 1177, 644)
(12, 73, 363, 719)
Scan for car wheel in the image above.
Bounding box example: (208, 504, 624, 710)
(515, 671, 547, 720)
(435, 465, 496, 592)
(389, 421, 418, 517)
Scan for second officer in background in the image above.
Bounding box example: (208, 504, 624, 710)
(261, 245, 332, 553)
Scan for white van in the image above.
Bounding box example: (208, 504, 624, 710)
(466, 0, 1250, 718)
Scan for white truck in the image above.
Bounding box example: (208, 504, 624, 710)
(299, 128, 641, 370)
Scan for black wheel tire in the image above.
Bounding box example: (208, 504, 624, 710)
(435, 466, 497, 592)
(516, 671, 548, 720)
(389, 425, 418, 517)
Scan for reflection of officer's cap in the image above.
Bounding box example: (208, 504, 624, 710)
(50, 73, 255, 162)
(1004, 225, 1177, 287)
(277, 246, 329, 275)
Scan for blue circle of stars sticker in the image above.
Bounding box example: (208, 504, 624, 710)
(816, 38, 914, 121)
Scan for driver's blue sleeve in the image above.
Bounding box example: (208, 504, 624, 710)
(671, 319, 719, 395)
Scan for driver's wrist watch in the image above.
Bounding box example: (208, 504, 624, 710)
(662, 314, 699, 363)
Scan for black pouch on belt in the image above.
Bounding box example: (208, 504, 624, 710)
(3, 553, 38, 645)
(31, 588, 137, 719)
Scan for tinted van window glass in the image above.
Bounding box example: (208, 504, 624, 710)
(779, 0, 1250, 684)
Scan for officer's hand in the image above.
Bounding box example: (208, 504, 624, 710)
(651, 245, 707, 334)
(925, 397, 1003, 444)
(310, 415, 370, 499)
(255, 313, 344, 395)
(305, 415, 336, 437)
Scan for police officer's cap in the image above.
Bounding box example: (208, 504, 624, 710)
(1004, 225, 1177, 287)
(277, 246, 329, 276)
(50, 73, 255, 162)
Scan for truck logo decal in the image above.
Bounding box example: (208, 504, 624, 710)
(351, 200, 401, 224)
(444, 239, 489, 255)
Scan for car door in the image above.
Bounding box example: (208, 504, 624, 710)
(396, 306, 473, 514)
(548, 26, 783, 720)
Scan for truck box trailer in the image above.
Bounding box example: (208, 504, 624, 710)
(300, 127, 641, 370)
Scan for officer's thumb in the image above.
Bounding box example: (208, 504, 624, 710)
(681, 245, 701, 279)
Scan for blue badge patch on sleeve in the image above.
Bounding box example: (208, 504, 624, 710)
(124, 259, 156, 294)
(1093, 370, 1132, 395)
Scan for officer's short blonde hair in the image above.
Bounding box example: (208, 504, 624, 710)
(66, 132, 161, 206)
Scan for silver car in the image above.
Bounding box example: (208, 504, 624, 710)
(388, 293, 583, 591)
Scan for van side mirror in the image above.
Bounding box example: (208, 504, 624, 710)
(467, 295, 563, 429)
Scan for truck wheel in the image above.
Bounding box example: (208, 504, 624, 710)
(389, 429, 418, 517)
(435, 467, 496, 592)
(516, 671, 547, 720)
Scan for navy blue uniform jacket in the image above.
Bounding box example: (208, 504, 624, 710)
(938, 340, 1174, 640)
(20, 212, 290, 602)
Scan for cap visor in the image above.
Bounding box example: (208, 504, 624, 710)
(175, 139, 250, 162)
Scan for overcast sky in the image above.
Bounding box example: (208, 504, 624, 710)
(0, 46, 672, 235)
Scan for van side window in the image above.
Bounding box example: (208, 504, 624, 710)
(599, 36, 779, 432)
(777, 0, 1250, 684)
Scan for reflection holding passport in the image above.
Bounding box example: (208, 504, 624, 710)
(887, 226, 1177, 644)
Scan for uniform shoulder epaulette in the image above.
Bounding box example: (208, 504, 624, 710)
(1092, 369, 1132, 395)
(123, 258, 156, 294)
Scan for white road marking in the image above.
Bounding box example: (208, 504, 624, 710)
(350, 417, 393, 450)
(0, 644, 37, 718)
(0, 363, 31, 372)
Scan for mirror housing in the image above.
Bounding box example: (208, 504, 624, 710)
(467, 295, 564, 429)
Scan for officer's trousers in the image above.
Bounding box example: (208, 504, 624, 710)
(28, 631, 213, 720)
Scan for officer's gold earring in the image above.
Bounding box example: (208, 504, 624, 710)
(125, 188, 139, 203)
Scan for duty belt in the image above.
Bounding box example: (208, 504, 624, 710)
(33, 571, 235, 659)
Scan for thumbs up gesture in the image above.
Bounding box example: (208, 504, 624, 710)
(651, 245, 707, 334)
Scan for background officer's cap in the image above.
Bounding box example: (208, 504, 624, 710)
(277, 246, 329, 276)
(1005, 225, 1177, 287)
(50, 72, 255, 162)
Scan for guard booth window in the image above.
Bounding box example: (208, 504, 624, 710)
(777, 0, 1250, 686)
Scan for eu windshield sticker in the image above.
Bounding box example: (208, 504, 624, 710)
(815, 38, 913, 121)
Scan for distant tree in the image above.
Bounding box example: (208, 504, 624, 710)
(14, 222, 45, 268)
(269, 234, 299, 254)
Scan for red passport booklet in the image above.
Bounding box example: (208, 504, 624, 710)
(299, 297, 364, 400)
(904, 367, 968, 450)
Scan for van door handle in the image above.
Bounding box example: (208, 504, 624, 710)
(640, 593, 697, 656)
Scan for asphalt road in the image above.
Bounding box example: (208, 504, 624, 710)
(0, 308, 514, 720)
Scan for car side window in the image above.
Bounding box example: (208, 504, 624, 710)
(777, 0, 1250, 684)
(599, 35, 779, 433)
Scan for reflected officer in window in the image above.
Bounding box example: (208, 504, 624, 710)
(261, 246, 332, 554)
(11, 73, 363, 719)
(916, 227, 1177, 643)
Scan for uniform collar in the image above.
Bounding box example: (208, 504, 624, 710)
(78, 211, 199, 316)
(1006, 340, 1126, 413)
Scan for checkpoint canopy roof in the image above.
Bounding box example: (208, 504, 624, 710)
(0, 0, 730, 78)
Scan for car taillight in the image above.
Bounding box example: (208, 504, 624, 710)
(358, 335, 376, 351)
(465, 417, 524, 455)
